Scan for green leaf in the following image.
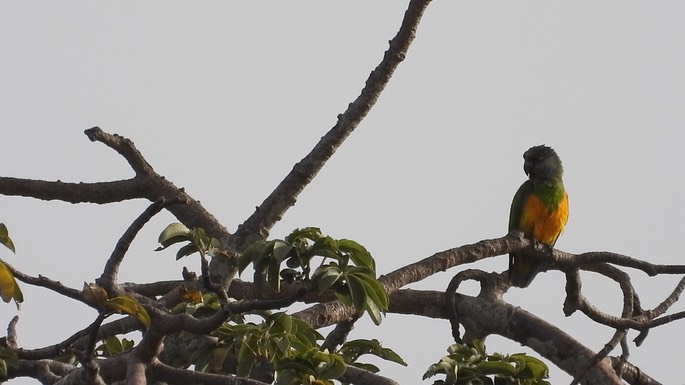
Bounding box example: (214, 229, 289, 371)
(269, 312, 293, 334)
(0, 262, 16, 303)
(274, 336, 291, 355)
(105, 296, 151, 328)
(11, 279, 22, 304)
(0, 224, 15, 254)
(292, 319, 323, 347)
(340, 339, 406, 367)
(277, 357, 316, 376)
(285, 227, 322, 244)
(317, 352, 347, 379)
(313, 266, 343, 292)
(335, 291, 353, 307)
(338, 239, 374, 271)
(268, 257, 282, 292)
(156, 223, 192, 250)
(357, 275, 388, 311)
(255, 240, 276, 267)
(239, 242, 264, 273)
(103, 335, 123, 355)
(346, 274, 368, 312)
(176, 243, 200, 260)
(364, 293, 383, 326)
(380, 347, 407, 366)
(0, 347, 18, 368)
(351, 362, 380, 373)
(475, 361, 517, 376)
(237, 339, 256, 377)
(273, 241, 293, 262)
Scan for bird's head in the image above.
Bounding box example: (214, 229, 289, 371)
(523, 145, 563, 181)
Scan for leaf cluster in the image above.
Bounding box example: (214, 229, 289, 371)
(198, 312, 327, 381)
(238, 227, 389, 324)
(190, 311, 406, 385)
(423, 340, 550, 385)
(82, 283, 151, 328)
(156, 223, 220, 260)
(96, 336, 135, 357)
(338, 338, 407, 375)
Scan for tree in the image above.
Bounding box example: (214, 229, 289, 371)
(0, 1, 683, 384)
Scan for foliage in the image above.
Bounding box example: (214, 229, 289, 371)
(339, 338, 407, 374)
(0, 346, 18, 380)
(0, 223, 22, 305)
(82, 283, 151, 328)
(238, 227, 389, 325)
(156, 224, 405, 384)
(423, 340, 550, 385)
(201, 312, 332, 382)
(156, 223, 220, 260)
(275, 347, 347, 385)
(185, 310, 407, 385)
(171, 291, 219, 317)
(96, 336, 135, 357)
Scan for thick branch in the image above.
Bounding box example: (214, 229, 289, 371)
(0, 177, 144, 204)
(149, 361, 271, 385)
(0, 129, 231, 244)
(390, 289, 624, 385)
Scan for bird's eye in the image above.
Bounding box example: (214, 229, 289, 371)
(538, 155, 544, 161)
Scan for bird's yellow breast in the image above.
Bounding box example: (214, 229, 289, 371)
(518, 192, 569, 246)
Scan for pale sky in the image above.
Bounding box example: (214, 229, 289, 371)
(2, 2, 685, 384)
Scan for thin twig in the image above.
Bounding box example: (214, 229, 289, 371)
(2, 260, 89, 305)
(98, 197, 185, 293)
(84, 127, 155, 176)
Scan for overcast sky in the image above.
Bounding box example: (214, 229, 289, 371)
(2, 2, 685, 384)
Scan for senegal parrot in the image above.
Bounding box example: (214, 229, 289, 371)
(508, 145, 569, 288)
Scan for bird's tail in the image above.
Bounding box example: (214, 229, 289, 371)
(508, 252, 541, 288)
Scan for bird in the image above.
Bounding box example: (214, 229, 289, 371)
(508, 145, 569, 288)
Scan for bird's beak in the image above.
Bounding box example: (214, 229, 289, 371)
(524, 161, 533, 177)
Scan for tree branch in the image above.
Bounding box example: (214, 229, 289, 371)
(84, 127, 154, 176)
(390, 289, 624, 385)
(229, 0, 434, 252)
(0, 177, 144, 204)
(98, 197, 185, 293)
(149, 360, 271, 385)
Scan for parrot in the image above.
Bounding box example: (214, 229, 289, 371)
(508, 145, 569, 288)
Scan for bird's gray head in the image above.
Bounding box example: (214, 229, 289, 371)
(523, 145, 563, 180)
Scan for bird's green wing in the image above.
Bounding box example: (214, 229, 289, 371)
(509, 180, 533, 232)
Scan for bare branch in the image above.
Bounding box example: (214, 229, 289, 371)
(3, 260, 90, 305)
(6, 315, 19, 349)
(610, 357, 663, 385)
(230, 0, 434, 252)
(0, 177, 144, 204)
(9, 359, 75, 384)
(84, 127, 154, 176)
(321, 314, 362, 352)
(340, 365, 400, 385)
(560, 250, 685, 276)
(98, 197, 185, 293)
(149, 360, 271, 385)
(0, 129, 231, 245)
